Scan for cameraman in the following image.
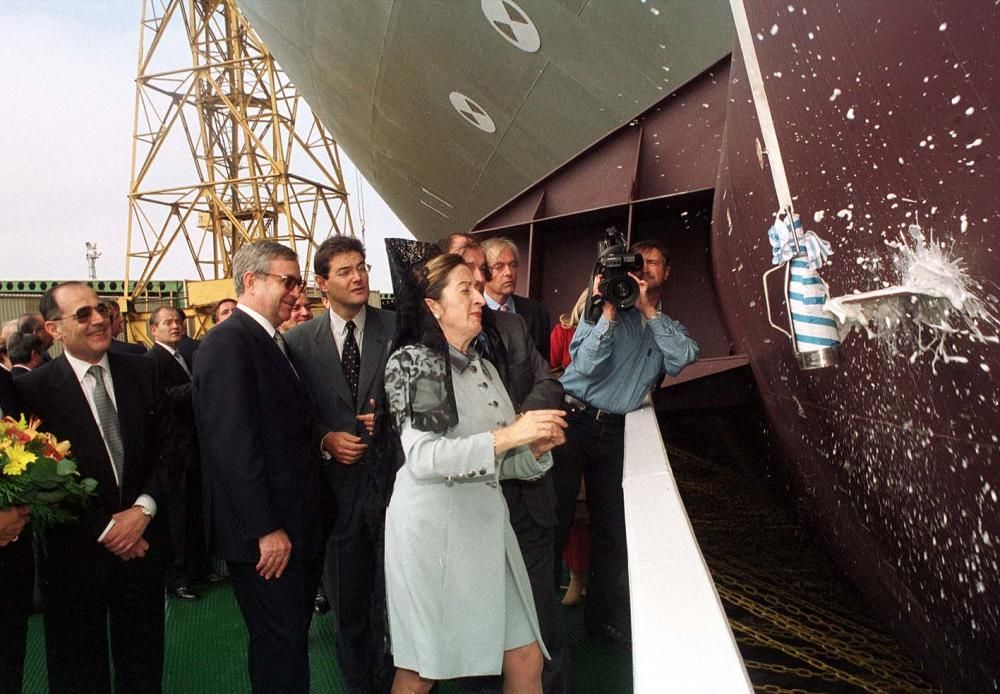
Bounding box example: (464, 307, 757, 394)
(553, 239, 699, 646)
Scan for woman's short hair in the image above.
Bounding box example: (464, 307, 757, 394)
(418, 253, 468, 301)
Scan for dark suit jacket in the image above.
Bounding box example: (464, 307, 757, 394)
(177, 335, 199, 366)
(482, 308, 563, 528)
(512, 294, 552, 362)
(192, 308, 331, 563)
(109, 339, 147, 356)
(14, 353, 171, 558)
(9, 365, 31, 379)
(284, 307, 396, 533)
(0, 367, 17, 420)
(146, 343, 198, 468)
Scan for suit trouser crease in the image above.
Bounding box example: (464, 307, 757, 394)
(228, 558, 322, 694)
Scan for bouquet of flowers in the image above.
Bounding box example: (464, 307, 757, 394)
(0, 415, 97, 533)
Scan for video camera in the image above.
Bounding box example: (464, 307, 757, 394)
(594, 227, 644, 310)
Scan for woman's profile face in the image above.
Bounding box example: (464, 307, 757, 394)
(428, 264, 485, 345)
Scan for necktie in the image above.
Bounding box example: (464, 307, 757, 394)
(174, 350, 192, 378)
(341, 320, 360, 405)
(474, 332, 493, 363)
(87, 365, 125, 489)
(499, 303, 510, 312)
(273, 330, 299, 376)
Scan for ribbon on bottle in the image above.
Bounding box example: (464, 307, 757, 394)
(767, 210, 833, 270)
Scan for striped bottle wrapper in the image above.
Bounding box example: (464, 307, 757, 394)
(788, 256, 840, 352)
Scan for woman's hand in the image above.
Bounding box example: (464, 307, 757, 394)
(493, 409, 567, 456)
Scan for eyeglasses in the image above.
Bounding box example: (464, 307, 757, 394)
(330, 263, 372, 279)
(489, 261, 518, 273)
(53, 303, 110, 324)
(260, 272, 307, 291)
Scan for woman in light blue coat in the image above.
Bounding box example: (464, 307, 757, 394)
(383, 253, 567, 694)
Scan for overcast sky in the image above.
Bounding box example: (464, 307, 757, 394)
(0, 0, 412, 293)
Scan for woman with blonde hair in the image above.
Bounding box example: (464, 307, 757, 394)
(549, 289, 590, 377)
(548, 287, 593, 606)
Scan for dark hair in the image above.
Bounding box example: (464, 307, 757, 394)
(418, 253, 468, 302)
(314, 236, 366, 278)
(630, 239, 671, 265)
(17, 312, 43, 334)
(7, 332, 43, 365)
(212, 298, 237, 322)
(38, 282, 91, 321)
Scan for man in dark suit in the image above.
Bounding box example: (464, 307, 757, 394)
(480, 236, 552, 361)
(6, 332, 45, 376)
(0, 368, 33, 694)
(192, 241, 333, 694)
(175, 308, 200, 366)
(106, 301, 148, 355)
(15, 281, 172, 693)
(17, 312, 54, 362)
(448, 236, 573, 693)
(147, 306, 206, 600)
(285, 236, 396, 694)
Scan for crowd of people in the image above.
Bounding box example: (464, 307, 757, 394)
(0, 231, 698, 694)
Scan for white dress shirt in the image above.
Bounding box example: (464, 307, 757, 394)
(236, 303, 278, 337)
(329, 304, 367, 360)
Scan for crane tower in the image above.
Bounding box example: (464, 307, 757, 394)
(124, 0, 355, 334)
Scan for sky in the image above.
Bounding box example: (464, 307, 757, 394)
(0, 0, 412, 293)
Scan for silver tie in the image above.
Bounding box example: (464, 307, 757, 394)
(87, 364, 125, 488)
(174, 350, 192, 378)
(273, 331, 299, 378)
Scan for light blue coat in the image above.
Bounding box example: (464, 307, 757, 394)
(384, 345, 551, 679)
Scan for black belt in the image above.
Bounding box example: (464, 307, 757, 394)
(563, 394, 625, 426)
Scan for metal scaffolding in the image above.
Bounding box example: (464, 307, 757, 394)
(125, 0, 355, 316)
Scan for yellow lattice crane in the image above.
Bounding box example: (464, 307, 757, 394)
(124, 0, 354, 340)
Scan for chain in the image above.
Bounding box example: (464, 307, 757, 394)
(664, 445, 941, 693)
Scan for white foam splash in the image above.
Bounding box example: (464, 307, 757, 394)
(825, 223, 1000, 372)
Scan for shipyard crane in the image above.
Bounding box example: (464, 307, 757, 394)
(123, 0, 355, 340)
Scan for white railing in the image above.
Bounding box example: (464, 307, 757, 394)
(623, 403, 752, 693)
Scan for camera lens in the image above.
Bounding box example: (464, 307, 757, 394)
(610, 279, 632, 300)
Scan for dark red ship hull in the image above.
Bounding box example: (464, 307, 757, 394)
(713, 2, 999, 690)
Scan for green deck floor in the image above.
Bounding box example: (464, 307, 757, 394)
(19, 580, 631, 693)
(17, 441, 938, 692)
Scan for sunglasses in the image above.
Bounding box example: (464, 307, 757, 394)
(53, 303, 111, 324)
(261, 272, 307, 291)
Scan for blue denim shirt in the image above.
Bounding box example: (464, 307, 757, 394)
(560, 308, 699, 415)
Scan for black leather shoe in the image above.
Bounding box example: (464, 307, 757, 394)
(172, 586, 199, 601)
(202, 572, 225, 584)
(314, 593, 330, 614)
